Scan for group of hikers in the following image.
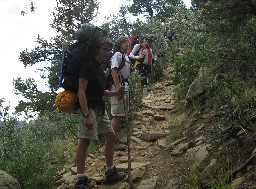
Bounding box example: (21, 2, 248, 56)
(71, 25, 156, 189)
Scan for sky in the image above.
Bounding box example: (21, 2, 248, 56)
(0, 0, 191, 114)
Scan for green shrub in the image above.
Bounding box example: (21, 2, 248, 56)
(46, 138, 77, 165)
(168, 121, 182, 139)
(128, 71, 144, 112)
(207, 74, 256, 131)
(24, 170, 57, 189)
(184, 160, 200, 189)
(0, 143, 58, 189)
(207, 163, 231, 189)
(150, 56, 170, 83)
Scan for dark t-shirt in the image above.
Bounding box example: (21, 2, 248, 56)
(79, 58, 106, 112)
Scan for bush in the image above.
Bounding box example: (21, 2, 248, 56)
(0, 107, 80, 189)
(0, 143, 58, 189)
(150, 55, 170, 83)
(128, 71, 144, 110)
(207, 74, 256, 131)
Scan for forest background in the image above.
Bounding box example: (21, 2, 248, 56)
(1, 0, 256, 188)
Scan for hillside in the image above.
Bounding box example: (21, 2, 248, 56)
(56, 65, 256, 189)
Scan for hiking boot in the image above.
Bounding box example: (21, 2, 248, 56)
(74, 177, 91, 189)
(104, 166, 126, 184)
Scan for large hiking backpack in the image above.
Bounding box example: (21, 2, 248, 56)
(104, 52, 126, 90)
(56, 23, 107, 113)
(59, 41, 89, 92)
(58, 23, 107, 92)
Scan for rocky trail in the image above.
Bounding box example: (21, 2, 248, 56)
(56, 66, 189, 189)
(56, 65, 256, 189)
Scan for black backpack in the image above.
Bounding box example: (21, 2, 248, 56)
(58, 24, 107, 92)
(104, 52, 126, 90)
(59, 41, 90, 92)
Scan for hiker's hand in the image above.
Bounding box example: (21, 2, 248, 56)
(130, 64, 136, 72)
(138, 54, 144, 59)
(116, 86, 125, 99)
(116, 86, 125, 94)
(117, 93, 124, 100)
(84, 116, 93, 129)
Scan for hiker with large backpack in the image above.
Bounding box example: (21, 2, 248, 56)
(107, 36, 132, 151)
(55, 23, 108, 114)
(62, 25, 127, 189)
(128, 34, 155, 99)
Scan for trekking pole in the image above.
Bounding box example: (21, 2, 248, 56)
(121, 80, 134, 189)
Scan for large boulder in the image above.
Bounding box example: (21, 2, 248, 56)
(0, 170, 21, 189)
(185, 66, 214, 106)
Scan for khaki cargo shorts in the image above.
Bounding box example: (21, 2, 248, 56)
(78, 109, 113, 140)
(109, 85, 129, 117)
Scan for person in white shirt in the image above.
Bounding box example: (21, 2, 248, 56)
(109, 36, 131, 149)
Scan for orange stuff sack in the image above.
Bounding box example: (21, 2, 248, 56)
(55, 90, 77, 114)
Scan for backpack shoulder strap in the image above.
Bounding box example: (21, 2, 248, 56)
(118, 54, 126, 72)
(58, 50, 66, 88)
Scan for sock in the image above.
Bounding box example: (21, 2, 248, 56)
(106, 165, 114, 172)
(77, 174, 86, 180)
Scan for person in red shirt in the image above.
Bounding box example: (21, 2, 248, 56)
(128, 34, 155, 99)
